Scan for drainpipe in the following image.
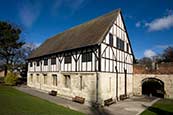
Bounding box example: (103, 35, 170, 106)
(95, 45, 101, 106)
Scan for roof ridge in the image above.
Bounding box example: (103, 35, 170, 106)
(46, 9, 121, 41)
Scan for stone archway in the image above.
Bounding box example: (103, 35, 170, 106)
(142, 78, 164, 98)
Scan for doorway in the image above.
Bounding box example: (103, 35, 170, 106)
(142, 78, 164, 98)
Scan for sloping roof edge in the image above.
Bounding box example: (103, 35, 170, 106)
(28, 9, 123, 59)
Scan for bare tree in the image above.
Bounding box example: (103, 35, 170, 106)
(138, 57, 152, 69)
(162, 47, 173, 62)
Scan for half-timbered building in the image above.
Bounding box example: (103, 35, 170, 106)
(27, 9, 134, 105)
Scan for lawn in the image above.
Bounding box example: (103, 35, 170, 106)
(0, 85, 86, 115)
(141, 99, 173, 115)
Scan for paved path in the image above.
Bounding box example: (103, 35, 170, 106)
(15, 86, 159, 115)
(105, 96, 159, 115)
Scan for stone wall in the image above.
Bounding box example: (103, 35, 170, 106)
(133, 74, 173, 99)
(134, 63, 173, 74)
(27, 72, 97, 104)
(27, 71, 133, 105)
(98, 72, 133, 104)
(133, 62, 173, 99)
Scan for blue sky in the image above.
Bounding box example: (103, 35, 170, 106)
(0, 0, 173, 59)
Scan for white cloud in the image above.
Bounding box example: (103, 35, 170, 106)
(22, 42, 41, 50)
(135, 21, 141, 27)
(145, 14, 173, 31)
(35, 43, 41, 47)
(18, 1, 42, 28)
(144, 49, 156, 58)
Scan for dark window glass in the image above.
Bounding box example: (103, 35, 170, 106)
(121, 41, 124, 50)
(30, 62, 33, 67)
(36, 61, 39, 66)
(64, 56, 71, 64)
(51, 57, 56, 65)
(126, 43, 129, 53)
(44, 59, 48, 65)
(117, 37, 124, 51)
(82, 52, 92, 62)
(109, 33, 113, 46)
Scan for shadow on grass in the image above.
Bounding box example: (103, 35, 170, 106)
(142, 104, 173, 115)
(147, 106, 173, 115)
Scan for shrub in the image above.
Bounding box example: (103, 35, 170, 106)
(4, 72, 19, 86)
(0, 77, 4, 82)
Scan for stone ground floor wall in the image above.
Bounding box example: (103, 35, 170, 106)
(27, 72, 97, 104)
(27, 71, 133, 105)
(98, 73, 133, 103)
(133, 74, 173, 99)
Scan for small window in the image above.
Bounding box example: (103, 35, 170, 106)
(82, 52, 92, 62)
(109, 77, 111, 92)
(36, 74, 39, 83)
(117, 37, 124, 51)
(80, 76, 83, 90)
(52, 74, 57, 86)
(126, 43, 129, 53)
(36, 61, 39, 66)
(43, 74, 47, 84)
(51, 57, 56, 65)
(109, 33, 113, 46)
(30, 74, 33, 82)
(44, 59, 48, 65)
(64, 75, 71, 88)
(64, 56, 71, 64)
(30, 62, 33, 67)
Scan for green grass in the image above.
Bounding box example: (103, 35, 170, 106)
(141, 99, 173, 115)
(0, 85, 86, 115)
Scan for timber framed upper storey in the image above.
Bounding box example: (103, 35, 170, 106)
(28, 9, 134, 74)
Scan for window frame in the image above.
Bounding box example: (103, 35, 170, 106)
(30, 74, 33, 82)
(36, 74, 39, 83)
(64, 75, 71, 88)
(51, 57, 56, 65)
(126, 43, 129, 53)
(80, 76, 83, 90)
(117, 37, 124, 51)
(44, 59, 48, 66)
(64, 56, 71, 64)
(30, 62, 33, 67)
(36, 61, 39, 66)
(52, 74, 57, 86)
(43, 74, 47, 84)
(82, 52, 92, 62)
(109, 33, 113, 46)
